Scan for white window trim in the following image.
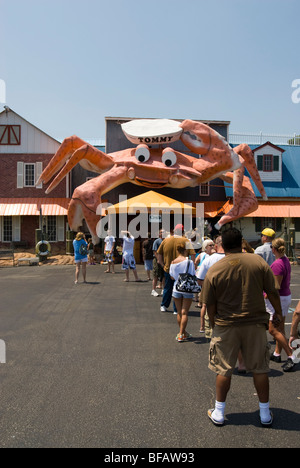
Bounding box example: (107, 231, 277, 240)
(13, 216, 21, 242)
(17, 162, 43, 189)
(0, 216, 21, 243)
(36, 162, 43, 189)
(17, 162, 24, 188)
(44, 216, 65, 242)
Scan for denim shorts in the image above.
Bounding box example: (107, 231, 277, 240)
(172, 291, 194, 299)
(144, 259, 153, 271)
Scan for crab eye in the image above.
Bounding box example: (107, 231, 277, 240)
(162, 150, 177, 167)
(135, 145, 150, 163)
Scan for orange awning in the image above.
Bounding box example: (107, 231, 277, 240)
(245, 201, 300, 217)
(224, 200, 300, 218)
(0, 198, 70, 216)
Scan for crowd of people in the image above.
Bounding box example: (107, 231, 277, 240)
(73, 224, 299, 427)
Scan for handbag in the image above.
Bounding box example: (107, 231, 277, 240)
(176, 260, 201, 293)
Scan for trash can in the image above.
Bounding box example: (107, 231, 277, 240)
(66, 230, 75, 255)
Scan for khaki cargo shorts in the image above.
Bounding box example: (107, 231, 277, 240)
(209, 324, 270, 377)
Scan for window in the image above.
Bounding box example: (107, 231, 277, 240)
(255, 217, 282, 233)
(3, 217, 12, 242)
(0, 125, 21, 145)
(24, 164, 35, 186)
(46, 216, 57, 242)
(17, 162, 43, 189)
(43, 216, 65, 242)
(199, 182, 210, 196)
(0, 217, 21, 243)
(257, 154, 280, 172)
(263, 155, 273, 172)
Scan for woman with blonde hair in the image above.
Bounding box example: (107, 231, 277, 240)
(266, 238, 295, 372)
(73, 232, 88, 284)
(169, 243, 195, 342)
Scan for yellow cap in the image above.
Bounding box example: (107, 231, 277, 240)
(261, 228, 275, 238)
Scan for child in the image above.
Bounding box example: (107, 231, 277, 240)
(87, 238, 96, 265)
(104, 231, 115, 273)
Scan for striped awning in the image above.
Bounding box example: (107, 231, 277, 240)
(0, 198, 70, 216)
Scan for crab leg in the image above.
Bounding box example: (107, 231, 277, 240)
(233, 144, 267, 200)
(44, 144, 114, 194)
(215, 171, 258, 229)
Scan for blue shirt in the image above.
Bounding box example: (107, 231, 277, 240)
(73, 239, 88, 261)
(153, 238, 163, 256)
(254, 242, 275, 266)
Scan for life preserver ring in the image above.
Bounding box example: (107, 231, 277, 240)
(36, 240, 51, 256)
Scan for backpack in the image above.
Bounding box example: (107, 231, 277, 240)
(79, 243, 88, 256)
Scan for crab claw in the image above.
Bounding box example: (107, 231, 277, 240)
(36, 136, 114, 194)
(36, 136, 88, 186)
(179, 120, 212, 155)
(45, 144, 114, 194)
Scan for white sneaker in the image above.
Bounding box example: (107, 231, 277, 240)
(160, 306, 168, 312)
(151, 290, 159, 297)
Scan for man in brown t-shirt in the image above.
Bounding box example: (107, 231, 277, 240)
(157, 224, 195, 313)
(201, 228, 282, 427)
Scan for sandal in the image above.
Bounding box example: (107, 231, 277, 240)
(260, 411, 273, 427)
(207, 409, 224, 426)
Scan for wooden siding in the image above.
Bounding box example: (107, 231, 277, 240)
(254, 144, 282, 182)
(0, 110, 60, 154)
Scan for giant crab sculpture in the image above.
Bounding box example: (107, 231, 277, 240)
(37, 119, 267, 243)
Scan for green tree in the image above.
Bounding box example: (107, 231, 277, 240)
(288, 135, 300, 145)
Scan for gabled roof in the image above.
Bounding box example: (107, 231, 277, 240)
(225, 144, 300, 199)
(253, 141, 285, 153)
(0, 106, 60, 145)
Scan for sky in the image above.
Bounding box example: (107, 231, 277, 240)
(1, 0, 300, 141)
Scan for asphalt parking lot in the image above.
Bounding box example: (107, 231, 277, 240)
(0, 263, 299, 449)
